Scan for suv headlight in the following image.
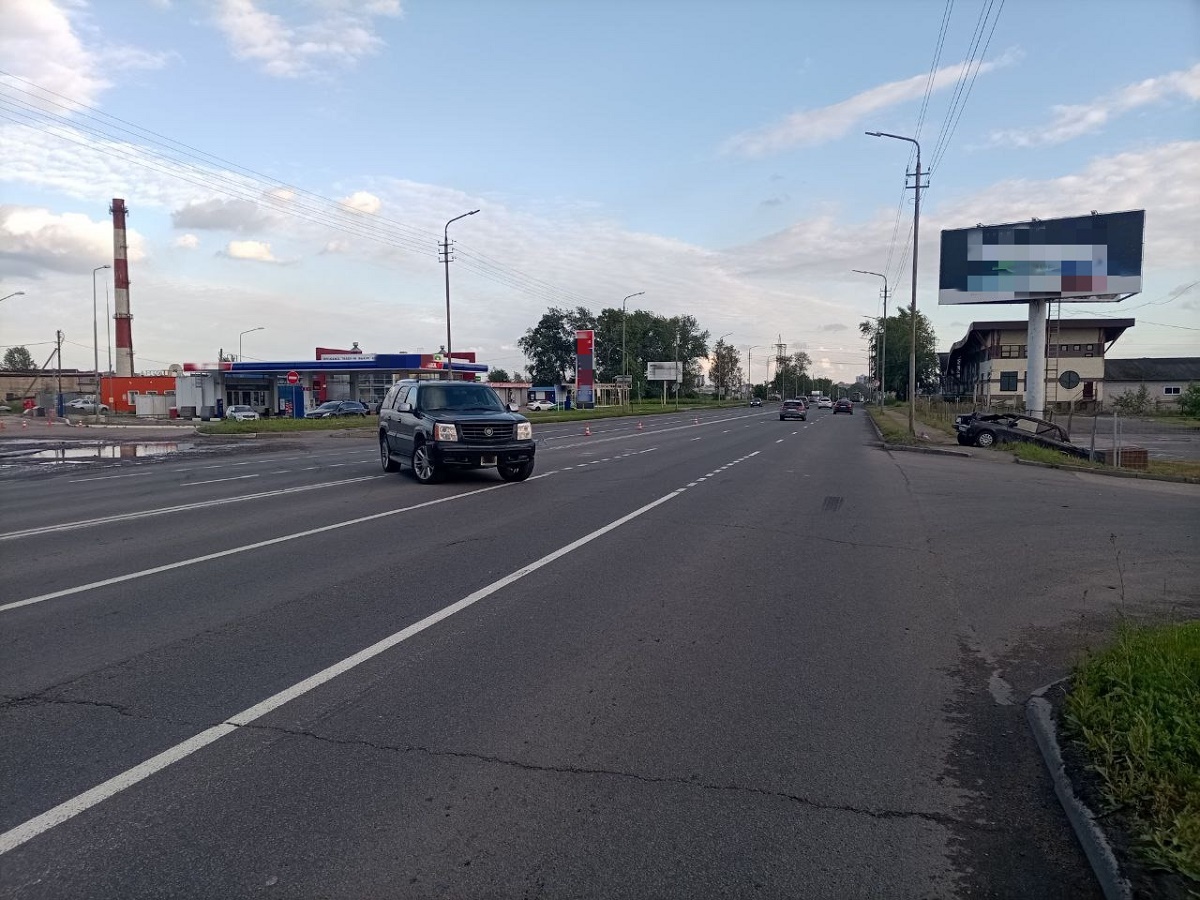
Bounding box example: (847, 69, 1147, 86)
(434, 422, 458, 441)
(516, 422, 532, 440)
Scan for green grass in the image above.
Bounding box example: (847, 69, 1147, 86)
(1063, 621, 1200, 883)
(868, 406, 916, 445)
(197, 417, 373, 435)
(1010, 442, 1200, 480)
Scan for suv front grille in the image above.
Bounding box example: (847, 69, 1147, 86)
(458, 423, 515, 444)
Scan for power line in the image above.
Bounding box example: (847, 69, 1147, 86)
(0, 72, 604, 310)
(930, 0, 1005, 172)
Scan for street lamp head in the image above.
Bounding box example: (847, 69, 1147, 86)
(865, 131, 882, 137)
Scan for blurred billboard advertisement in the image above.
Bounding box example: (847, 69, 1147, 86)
(938, 210, 1144, 305)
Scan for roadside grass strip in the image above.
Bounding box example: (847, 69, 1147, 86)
(1062, 621, 1200, 884)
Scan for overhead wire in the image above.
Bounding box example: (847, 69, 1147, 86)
(0, 72, 604, 309)
(930, 0, 1005, 172)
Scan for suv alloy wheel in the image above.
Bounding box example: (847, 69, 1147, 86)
(411, 440, 441, 483)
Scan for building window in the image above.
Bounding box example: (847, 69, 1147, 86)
(1000, 371, 1018, 392)
(1164, 386, 1181, 396)
(1085, 344, 1094, 351)
(146, 391, 158, 396)
(1060, 344, 1068, 352)
(1072, 344, 1081, 351)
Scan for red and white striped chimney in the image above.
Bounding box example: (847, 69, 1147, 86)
(110, 198, 134, 377)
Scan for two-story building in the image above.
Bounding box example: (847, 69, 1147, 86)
(943, 318, 1134, 412)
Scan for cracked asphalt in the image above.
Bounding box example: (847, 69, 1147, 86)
(1, 404, 1197, 898)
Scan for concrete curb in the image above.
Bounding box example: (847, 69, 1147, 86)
(865, 410, 972, 457)
(1013, 457, 1200, 485)
(1025, 681, 1132, 900)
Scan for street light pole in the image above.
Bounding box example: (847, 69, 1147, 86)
(852, 269, 888, 409)
(620, 291, 645, 405)
(92, 266, 110, 403)
(746, 345, 763, 402)
(238, 326, 265, 362)
(1, 291, 26, 303)
(866, 131, 923, 437)
(442, 209, 480, 382)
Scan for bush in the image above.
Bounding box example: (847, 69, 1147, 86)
(1180, 383, 1200, 418)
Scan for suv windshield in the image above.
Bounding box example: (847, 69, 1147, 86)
(419, 384, 504, 412)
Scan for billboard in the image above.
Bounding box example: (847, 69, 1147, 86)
(939, 210, 1144, 305)
(646, 362, 682, 383)
(575, 330, 594, 406)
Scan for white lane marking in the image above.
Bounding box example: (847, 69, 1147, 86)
(691, 437, 701, 441)
(776, 439, 784, 443)
(0, 480, 515, 614)
(184, 474, 260, 487)
(67, 472, 154, 484)
(269, 470, 292, 475)
(792, 432, 798, 435)
(0, 476, 384, 543)
(687, 482, 698, 487)
(0, 488, 682, 856)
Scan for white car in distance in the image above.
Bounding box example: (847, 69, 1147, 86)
(526, 399, 557, 412)
(226, 405, 260, 421)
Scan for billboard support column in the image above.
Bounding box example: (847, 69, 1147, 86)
(1026, 300, 1048, 419)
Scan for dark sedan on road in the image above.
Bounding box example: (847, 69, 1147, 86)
(954, 412, 1090, 457)
(305, 400, 368, 419)
(833, 399, 853, 414)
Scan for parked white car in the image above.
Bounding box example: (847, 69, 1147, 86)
(226, 405, 260, 421)
(66, 397, 111, 414)
(527, 399, 557, 411)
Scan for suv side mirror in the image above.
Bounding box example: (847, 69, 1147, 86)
(396, 402, 413, 412)
(507, 403, 519, 412)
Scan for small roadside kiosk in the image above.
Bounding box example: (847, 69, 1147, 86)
(175, 350, 487, 419)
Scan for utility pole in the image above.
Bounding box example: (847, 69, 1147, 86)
(55, 329, 64, 418)
(852, 270, 889, 409)
(774, 337, 786, 398)
(440, 209, 480, 383)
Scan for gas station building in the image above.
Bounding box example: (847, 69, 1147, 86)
(175, 348, 487, 419)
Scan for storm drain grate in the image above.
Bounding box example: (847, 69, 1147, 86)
(822, 496, 844, 513)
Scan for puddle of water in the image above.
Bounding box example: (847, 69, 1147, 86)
(26, 442, 193, 462)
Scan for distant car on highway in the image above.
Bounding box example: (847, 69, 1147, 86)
(225, 404, 260, 422)
(779, 399, 807, 421)
(833, 398, 853, 414)
(817, 397, 833, 409)
(305, 400, 368, 419)
(526, 399, 556, 412)
(749, 398, 762, 407)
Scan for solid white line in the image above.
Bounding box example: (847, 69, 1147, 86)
(0, 488, 682, 856)
(776, 439, 784, 443)
(0, 475, 387, 543)
(0, 480, 515, 614)
(184, 474, 260, 487)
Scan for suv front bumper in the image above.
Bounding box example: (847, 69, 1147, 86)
(430, 440, 536, 468)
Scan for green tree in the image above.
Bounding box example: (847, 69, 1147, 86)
(486, 369, 510, 382)
(1112, 385, 1150, 415)
(517, 306, 596, 385)
(710, 339, 742, 399)
(2, 346, 36, 371)
(1180, 383, 1200, 417)
(772, 351, 812, 398)
(859, 309, 938, 400)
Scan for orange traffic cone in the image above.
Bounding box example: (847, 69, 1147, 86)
(22, 419, 28, 429)
(583, 424, 592, 436)
(693, 416, 699, 425)
(636, 421, 644, 431)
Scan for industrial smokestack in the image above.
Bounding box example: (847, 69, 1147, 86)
(110, 198, 134, 376)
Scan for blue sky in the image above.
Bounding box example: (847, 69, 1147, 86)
(1, 0, 1197, 380)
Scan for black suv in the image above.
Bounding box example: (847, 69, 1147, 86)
(378, 380, 536, 483)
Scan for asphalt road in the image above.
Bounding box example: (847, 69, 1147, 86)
(2, 406, 1197, 899)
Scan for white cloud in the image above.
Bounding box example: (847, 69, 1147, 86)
(0, 0, 110, 108)
(212, 0, 402, 79)
(224, 239, 279, 262)
(0, 205, 143, 276)
(991, 63, 1200, 147)
(339, 190, 381, 214)
(173, 197, 281, 232)
(723, 50, 1019, 157)
(173, 233, 199, 249)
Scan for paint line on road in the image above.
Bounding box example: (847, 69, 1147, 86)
(0, 487, 684, 856)
(776, 439, 784, 444)
(67, 472, 154, 484)
(0, 475, 384, 543)
(0, 479, 516, 614)
(184, 474, 260, 487)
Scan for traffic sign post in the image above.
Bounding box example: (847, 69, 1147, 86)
(286, 370, 300, 385)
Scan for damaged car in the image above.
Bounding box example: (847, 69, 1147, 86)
(954, 412, 1091, 458)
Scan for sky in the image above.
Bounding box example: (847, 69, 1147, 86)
(0, 0, 1197, 383)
